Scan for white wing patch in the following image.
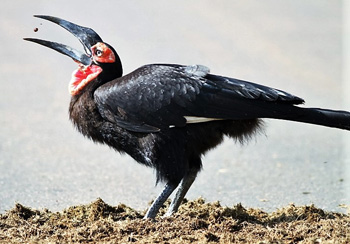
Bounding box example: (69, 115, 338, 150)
(184, 116, 223, 124)
(168, 116, 223, 128)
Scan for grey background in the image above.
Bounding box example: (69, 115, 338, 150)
(1, 1, 349, 214)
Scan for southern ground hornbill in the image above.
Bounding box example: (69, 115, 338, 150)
(25, 15, 350, 219)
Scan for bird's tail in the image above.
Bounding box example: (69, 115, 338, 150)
(277, 107, 350, 130)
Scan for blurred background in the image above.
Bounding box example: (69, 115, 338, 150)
(1, 0, 349, 213)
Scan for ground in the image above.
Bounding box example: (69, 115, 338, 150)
(1, 198, 349, 243)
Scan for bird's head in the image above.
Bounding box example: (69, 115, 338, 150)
(24, 15, 122, 96)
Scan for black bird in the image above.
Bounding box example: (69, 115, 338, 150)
(25, 15, 350, 219)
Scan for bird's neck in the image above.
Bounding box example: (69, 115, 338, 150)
(98, 57, 123, 84)
(69, 90, 105, 143)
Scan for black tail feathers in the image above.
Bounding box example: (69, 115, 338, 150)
(282, 107, 350, 130)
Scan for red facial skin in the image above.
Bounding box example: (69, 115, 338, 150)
(68, 42, 115, 96)
(91, 42, 116, 63)
(69, 64, 102, 95)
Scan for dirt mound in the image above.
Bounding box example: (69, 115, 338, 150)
(0, 198, 349, 243)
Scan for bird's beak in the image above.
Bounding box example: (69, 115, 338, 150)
(24, 15, 103, 66)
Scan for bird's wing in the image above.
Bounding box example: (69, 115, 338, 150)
(94, 64, 304, 133)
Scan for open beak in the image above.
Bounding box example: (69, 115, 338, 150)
(24, 15, 103, 66)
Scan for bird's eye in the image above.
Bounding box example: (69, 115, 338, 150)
(95, 49, 103, 57)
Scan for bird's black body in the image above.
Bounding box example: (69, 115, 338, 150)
(69, 63, 263, 184)
(25, 16, 350, 218)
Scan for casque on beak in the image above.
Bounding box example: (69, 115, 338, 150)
(24, 15, 103, 66)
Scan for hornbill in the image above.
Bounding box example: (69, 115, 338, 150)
(25, 15, 350, 219)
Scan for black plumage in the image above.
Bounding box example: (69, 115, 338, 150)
(24, 15, 350, 218)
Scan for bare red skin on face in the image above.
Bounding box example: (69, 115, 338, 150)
(68, 43, 115, 96)
(69, 64, 102, 96)
(91, 42, 116, 63)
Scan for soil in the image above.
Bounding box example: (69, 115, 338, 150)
(0, 198, 349, 243)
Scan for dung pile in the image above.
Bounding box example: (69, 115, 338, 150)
(0, 198, 349, 243)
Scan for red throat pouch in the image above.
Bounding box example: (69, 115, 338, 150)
(69, 65, 103, 95)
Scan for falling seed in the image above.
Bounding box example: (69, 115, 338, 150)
(34, 27, 39, 32)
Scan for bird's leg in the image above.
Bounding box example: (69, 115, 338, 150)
(143, 182, 177, 219)
(164, 168, 197, 217)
